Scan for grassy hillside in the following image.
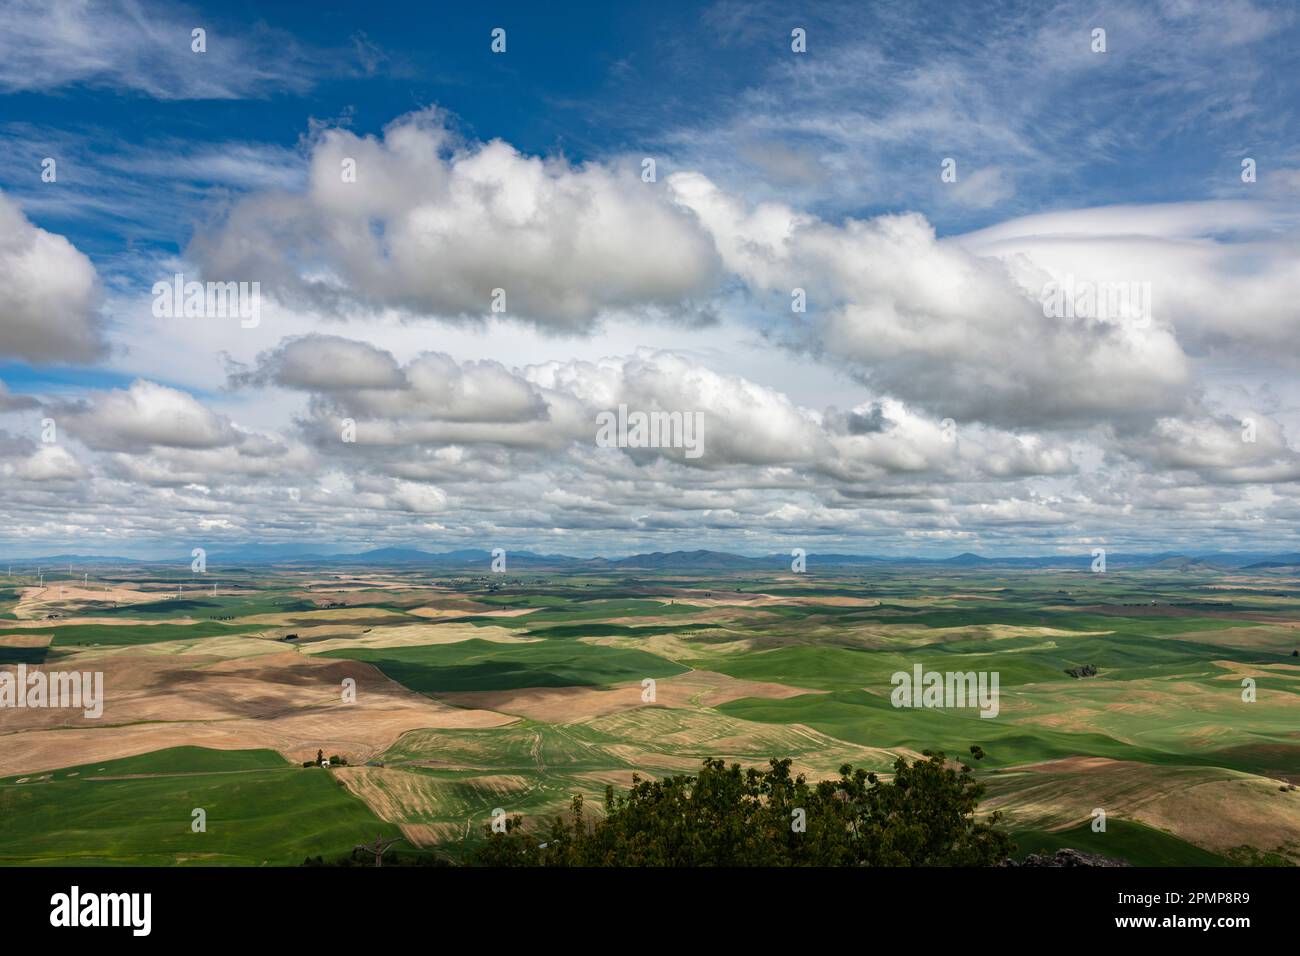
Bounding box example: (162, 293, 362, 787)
(0, 747, 399, 866)
(1012, 820, 1229, 866)
(4, 564, 1297, 865)
(321, 637, 689, 693)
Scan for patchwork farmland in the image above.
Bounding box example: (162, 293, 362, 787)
(2, 559, 1298, 866)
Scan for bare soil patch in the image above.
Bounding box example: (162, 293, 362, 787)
(299, 622, 535, 655)
(14, 583, 160, 619)
(0, 650, 515, 777)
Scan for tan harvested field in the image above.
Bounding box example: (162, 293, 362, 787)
(57, 633, 288, 661)
(297, 576, 423, 590)
(335, 766, 444, 824)
(0, 649, 515, 777)
(396, 823, 463, 846)
(436, 669, 824, 722)
(580, 631, 755, 659)
(598, 609, 754, 627)
(986, 756, 1300, 859)
(13, 583, 161, 618)
(0, 616, 236, 630)
(655, 591, 785, 607)
(1205, 579, 1300, 591)
(0, 632, 52, 648)
(791, 595, 883, 607)
(299, 621, 537, 654)
(0, 618, 251, 632)
(1064, 603, 1293, 624)
(407, 606, 538, 620)
(4, 561, 1299, 866)
(881, 623, 1116, 649)
(236, 607, 412, 625)
(1209, 659, 1300, 681)
(652, 594, 881, 611)
(334, 766, 541, 848)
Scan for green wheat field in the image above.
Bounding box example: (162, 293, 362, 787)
(2, 562, 1298, 865)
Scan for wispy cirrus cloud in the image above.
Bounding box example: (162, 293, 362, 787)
(661, 0, 1298, 224)
(0, 0, 340, 100)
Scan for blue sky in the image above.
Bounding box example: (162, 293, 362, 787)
(6, 0, 1297, 262)
(1, 0, 1299, 557)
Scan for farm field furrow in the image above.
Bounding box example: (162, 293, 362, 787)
(3, 564, 1298, 865)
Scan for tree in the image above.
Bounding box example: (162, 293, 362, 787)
(472, 752, 1013, 867)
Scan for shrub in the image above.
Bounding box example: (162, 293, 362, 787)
(472, 751, 1013, 867)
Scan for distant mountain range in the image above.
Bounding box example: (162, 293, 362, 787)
(1242, 554, 1300, 569)
(4, 546, 1300, 572)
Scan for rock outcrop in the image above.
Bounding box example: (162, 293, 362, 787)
(1003, 848, 1130, 867)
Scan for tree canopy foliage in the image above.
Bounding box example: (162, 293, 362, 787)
(473, 751, 1013, 866)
